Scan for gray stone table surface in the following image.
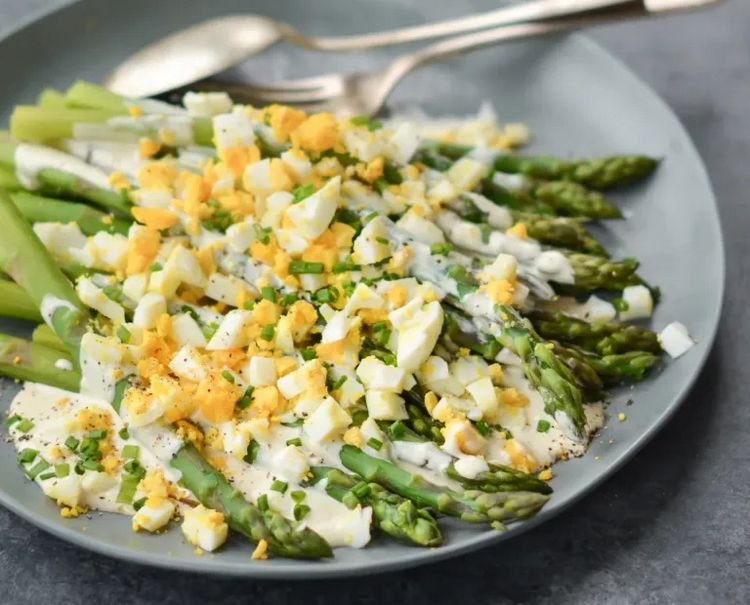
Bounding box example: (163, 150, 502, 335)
(0, 1, 747, 603)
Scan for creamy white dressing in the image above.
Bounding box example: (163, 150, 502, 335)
(39, 295, 79, 327)
(391, 440, 452, 473)
(7, 383, 186, 513)
(460, 192, 513, 229)
(15, 143, 112, 190)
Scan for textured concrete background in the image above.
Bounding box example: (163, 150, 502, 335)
(0, 1, 748, 603)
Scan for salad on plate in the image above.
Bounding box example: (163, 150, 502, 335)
(0, 81, 695, 560)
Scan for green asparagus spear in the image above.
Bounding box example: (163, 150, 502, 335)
(549, 341, 604, 396)
(0, 166, 22, 190)
(340, 445, 549, 524)
(527, 309, 661, 356)
(492, 153, 659, 190)
(445, 462, 552, 495)
(513, 212, 609, 257)
(531, 180, 621, 219)
(0, 191, 89, 361)
(309, 466, 443, 547)
(565, 253, 642, 291)
(0, 333, 80, 391)
(585, 350, 660, 386)
(31, 324, 67, 352)
(11, 191, 131, 235)
(171, 444, 332, 559)
(0, 278, 43, 322)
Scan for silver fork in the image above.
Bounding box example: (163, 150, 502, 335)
(183, 0, 720, 115)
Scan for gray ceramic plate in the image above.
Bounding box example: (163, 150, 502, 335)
(0, 0, 724, 579)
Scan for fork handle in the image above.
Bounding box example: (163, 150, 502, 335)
(377, 1, 649, 94)
(302, 0, 643, 51)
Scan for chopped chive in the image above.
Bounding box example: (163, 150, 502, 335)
(116, 474, 140, 504)
(292, 183, 315, 204)
(64, 436, 80, 451)
(331, 260, 361, 273)
(17, 448, 39, 464)
(118, 427, 130, 440)
(430, 242, 453, 256)
(613, 297, 629, 312)
(81, 458, 104, 472)
(260, 324, 275, 341)
(329, 375, 347, 391)
(382, 160, 403, 184)
(26, 459, 51, 480)
(363, 211, 379, 224)
(221, 369, 235, 383)
(290, 490, 306, 503)
(123, 459, 146, 479)
(257, 493, 269, 511)
(243, 439, 260, 464)
(281, 293, 298, 306)
(288, 260, 324, 274)
(536, 419, 551, 433)
(375, 236, 389, 245)
(366, 437, 383, 451)
(55, 463, 70, 478)
(270, 480, 288, 494)
(293, 503, 311, 521)
(4, 414, 22, 427)
(300, 347, 317, 361)
(122, 444, 140, 460)
(342, 491, 360, 509)
(313, 286, 339, 304)
(133, 497, 147, 511)
(116, 325, 131, 343)
(253, 224, 271, 245)
(260, 286, 277, 302)
(237, 386, 254, 410)
(475, 420, 491, 436)
(374, 177, 389, 193)
(38, 471, 57, 481)
(201, 322, 219, 340)
(285, 437, 302, 447)
(74, 462, 85, 475)
(16, 418, 34, 433)
(243, 300, 256, 310)
(149, 262, 163, 272)
(87, 428, 107, 439)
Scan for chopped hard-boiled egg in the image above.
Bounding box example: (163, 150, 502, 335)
(658, 321, 695, 358)
(304, 396, 352, 443)
(619, 285, 654, 321)
(181, 504, 229, 552)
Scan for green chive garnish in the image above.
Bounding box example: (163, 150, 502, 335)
(116, 325, 131, 343)
(366, 437, 383, 451)
(271, 480, 288, 494)
(288, 260, 324, 274)
(260, 286, 277, 302)
(257, 494, 269, 511)
(16, 419, 34, 433)
(286, 437, 302, 447)
(260, 324, 275, 341)
(122, 444, 140, 460)
(221, 369, 235, 383)
(537, 419, 551, 433)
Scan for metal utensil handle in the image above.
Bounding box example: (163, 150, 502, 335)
(377, 2, 648, 96)
(307, 0, 637, 50)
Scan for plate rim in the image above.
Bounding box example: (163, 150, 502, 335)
(0, 3, 726, 579)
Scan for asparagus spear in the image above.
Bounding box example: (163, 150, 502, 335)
(450, 195, 608, 256)
(493, 152, 660, 190)
(308, 466, 443, 547)
(445, 462, 552, 495)
(585, 350, 660, 386)
(527, 309, 661, 356)
(530, 180, 621, 219)
(340, 445, 549, 524)
(418, 145, 628, 217)
(0, 166, 22, 191)
(0, 191, 89, 361)
(0, 278, 43, 322)
(0, 140, 131, 216)
(171, 445, 332, 559)
(566, 253, 642, 291)
(0, 333, 80, 391)
(32, 324, 67, 352)
(437, 209, 642, 291)
(11, 191, 130, 236)
(514, 212, 609, 257)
